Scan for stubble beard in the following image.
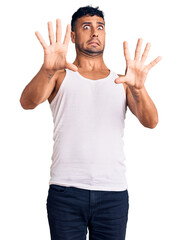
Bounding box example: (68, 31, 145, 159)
(76, 43, 104, 58)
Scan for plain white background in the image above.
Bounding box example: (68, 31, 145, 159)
(0, 0, 180, 239)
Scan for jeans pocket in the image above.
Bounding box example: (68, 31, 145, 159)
(49, 184, 68, 193)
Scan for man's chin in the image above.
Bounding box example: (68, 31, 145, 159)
(85, 47, 104, 55)
(76, 44, 104, 56)
(86, 50, 104, 56)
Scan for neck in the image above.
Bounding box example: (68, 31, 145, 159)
(74, 48, 108, 72)
(73, 52, 108, 72)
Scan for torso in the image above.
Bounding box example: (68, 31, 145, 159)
(48, 70, 127, 104)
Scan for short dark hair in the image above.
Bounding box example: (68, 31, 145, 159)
(71, 5, 105, 32)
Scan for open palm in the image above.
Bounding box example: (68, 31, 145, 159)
(115, 38, 161, 90)
(35, 19, 78, 72)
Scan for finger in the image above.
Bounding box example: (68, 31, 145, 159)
(63, 24, 71, 45)
(48, 21, 55, 45)
(114, 76, 127, 84)
(123, 41, 131, 63)
(35, 31, 48, 49)
(134, 38, 143, 60)
(66, 62, 78, 71)
(56, 18, 62, 43)
(146, 56, 162, 71)
(141, 42, 151, 63)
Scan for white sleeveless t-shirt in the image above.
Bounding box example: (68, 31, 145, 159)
(49, 68, 128, 191)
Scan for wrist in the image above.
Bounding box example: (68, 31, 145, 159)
(41, 64, 57, 75)
(128, 85, 146, 103)
(128, 85, 145, 93)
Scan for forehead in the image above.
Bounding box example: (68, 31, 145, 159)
(76, 15, 105, 25)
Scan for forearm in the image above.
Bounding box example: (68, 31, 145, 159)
(20, 65, 56, 109)
(129, 86, 158, 128)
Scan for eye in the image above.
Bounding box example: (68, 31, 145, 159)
(83, 25, 90, 30)
(98, 25, 104, 30)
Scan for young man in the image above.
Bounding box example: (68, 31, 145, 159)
(20, 6, 161, 240)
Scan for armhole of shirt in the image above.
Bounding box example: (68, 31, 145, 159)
(114, 72, 127, 114)
(50, 69, 68, 107)
(121, 83, 127, 113)
(121, 83, 126, 99)
(114, 72, 126, 99)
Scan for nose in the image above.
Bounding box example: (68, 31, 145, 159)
(91, 28, 98, 38)
(92, 33, 98, 37)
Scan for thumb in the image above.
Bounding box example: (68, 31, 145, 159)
(114, 76, 127, 84)
(66, 62, 78, 72)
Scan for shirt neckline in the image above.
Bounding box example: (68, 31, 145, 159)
(75, 69, 112, 82)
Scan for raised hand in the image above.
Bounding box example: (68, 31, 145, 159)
(115, 38, 161, 89)
(35, 19, 78, 72)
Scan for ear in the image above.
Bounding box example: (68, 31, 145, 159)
(71, 31, 75, 43)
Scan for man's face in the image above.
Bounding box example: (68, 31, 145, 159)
(71, 15, 106, 57)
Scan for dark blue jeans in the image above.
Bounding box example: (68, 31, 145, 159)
(46, 184, 129, 240)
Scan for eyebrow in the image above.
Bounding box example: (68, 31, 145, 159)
(81, 21, 105, 26)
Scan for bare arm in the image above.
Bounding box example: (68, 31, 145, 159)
(116, 38, 161, 128)
(20, 66, 58, 109)
(126, 84, 158, 128)
(20, 19, 77, 110)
